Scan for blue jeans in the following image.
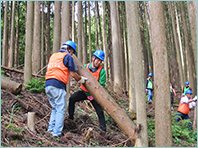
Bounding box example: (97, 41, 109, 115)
(147, 89, 153, 101)
(45, 86, 67, 136)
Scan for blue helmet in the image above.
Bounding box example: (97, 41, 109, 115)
(185, 81, 189, 85)
(148, 73, 153, 77)
(185, 89, 193, 95)
(62, 40, 77, 54)
(93, 49, 105, 61)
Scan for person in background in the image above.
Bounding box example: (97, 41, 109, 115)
(145, 73, 154, 102)
(182, 81, 192, 96)
(45, 40, 88, 137)
(175, 89, 197, 130)
(170, 83, 177, 110)
(68, 49, 107, 132)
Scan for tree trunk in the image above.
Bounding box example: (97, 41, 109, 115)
(110, 1, 122, 94)
(72, 1, 75, 42)
(45, 1, 51, 65)
(180, 1, 196, 96)
(32, 1, 41, 74)
(121, 2, 129, 92)
(41, 1, 45, 74)
(1, 76, 22, 95)
(8, 1, 15, 68)
(187, 1, 197, 73)
(193, 105, 197, 131)
(62, 1, 71, 100)
(149, 1, 173, 147)
(88, 1, 92, 62)
(126, 2, 136, 112)
(102, 1, 108, 80)
(14, 1, 19, 67)
(139, 2, 148, 83)
(169, 2, 184, 89)
(116, 1, 124, 90)
(95, 1, 99, 50)
(129, 2, 148, 146)
(83, 1, 88, 64)
(53, 1, 61, 53)
(144, 1, 153, 73)
(107, 2, 113, 82)
(72, 55, 139, 145)
(77, 1, 82, 62)
(97, 1, 103, 51)
(2, 1, 9, 66)
(24, 1, 34, 84)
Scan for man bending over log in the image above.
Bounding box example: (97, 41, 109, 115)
(45, 40, 87, 137)
(68, 49, 107, 132)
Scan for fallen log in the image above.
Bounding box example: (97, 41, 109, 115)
(1, 65, 45, 78)
(72, 55, 138, 145)
(1, 76, 22, 94)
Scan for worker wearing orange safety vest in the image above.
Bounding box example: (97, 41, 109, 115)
(176, 89, 197, 130)
(45, 40, 87, 137)
(68, 49, 107, 132)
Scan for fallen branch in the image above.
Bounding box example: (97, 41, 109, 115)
(110, 136, 132, 147)
(1, 65, 45, 78)
(36, 112, 51, 124)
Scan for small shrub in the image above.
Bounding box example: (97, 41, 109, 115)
(24, 78, 45, 93)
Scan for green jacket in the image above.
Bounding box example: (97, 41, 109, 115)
(80, 63, 106, 96)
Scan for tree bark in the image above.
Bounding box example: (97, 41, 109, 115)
(14, 1, 19, 67)
(32, 1, 41, 74)
(180, 1, 196, 97)
(88, 2, 92, 62)
(102, 1, 109, 80)
(8, 1, 15, 68)
(2, 1, 9, 66)
(27, 112, 36, 132)
(1, 76, 22, 95)
(53, 1, 61, 53)
(45, 1, 51, 65)
(149, 1, 173, 147)
(187, 1, 197, 73)
(77, 1, 82, 62)
(72, 55, 139, 145)
(24, 1, 34, 84)
(169, 2, 184, 89)
(110, 1, 122, 94)
(95, 1, 99, 50)
(126, 2, 136, 112)
(129, 2, 148, 146)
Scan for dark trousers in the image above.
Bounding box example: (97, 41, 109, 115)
(68, 90, 106, 131)
(176, 111, 192, 130)
(171, 93, 173, 106)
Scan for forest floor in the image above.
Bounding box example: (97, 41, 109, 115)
(1, 68, 197, 147)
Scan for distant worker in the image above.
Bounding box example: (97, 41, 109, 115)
(176, 90, 197, 130)
(182, 81, 192, 96)
(170, 83, 176, 110)
(145, 73, 153, 102)
(45, 40, 88, 137)
(68, 49, 107, 132)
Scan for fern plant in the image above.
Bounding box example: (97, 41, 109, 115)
(24, 78, 45, 93)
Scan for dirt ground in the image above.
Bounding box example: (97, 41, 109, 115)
(1, 68, 196, 147)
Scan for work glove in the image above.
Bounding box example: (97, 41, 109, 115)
(193, 96, 197, 101)
(78, 76, 88, 83)
(174, 93, 177, 97)
(87, 96, 94, 101)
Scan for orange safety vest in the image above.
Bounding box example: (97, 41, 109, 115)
(45, 52, 70, 85)
(177, 100, 190, 114)
(80, 63, 103, 92)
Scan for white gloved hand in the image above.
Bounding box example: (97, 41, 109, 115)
(193, 96, 197, 101)
(78, 76, 88, 83)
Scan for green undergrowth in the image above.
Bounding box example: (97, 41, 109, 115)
(24, 78, 45, 93)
